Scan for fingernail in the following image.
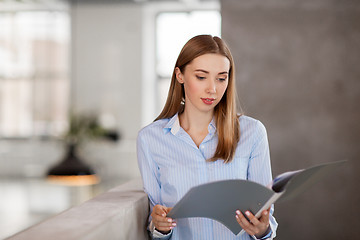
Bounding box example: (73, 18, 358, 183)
(170, 227, 174, 229)
(236, 215, 239, 219)
(236, 210, 240, 215)
(264, 211, 268, 215)
(172, 223, 176, 226)
(245, 211, 250, 216)
(167, 218, 172, 223)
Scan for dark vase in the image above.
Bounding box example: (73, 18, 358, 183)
(47, 143, 99, 185)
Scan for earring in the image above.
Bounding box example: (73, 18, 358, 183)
(181, 98, 185, 105)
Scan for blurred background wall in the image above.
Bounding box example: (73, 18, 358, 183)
(0, 0, 221, 238)
(70, 1, 143, 180)
(0, 0, 359, 239)
(221, 0, 360, 239)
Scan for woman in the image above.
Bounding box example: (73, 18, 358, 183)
(137, 35, 278, 240)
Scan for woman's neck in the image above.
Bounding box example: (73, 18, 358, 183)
(179, 108, 214, 147)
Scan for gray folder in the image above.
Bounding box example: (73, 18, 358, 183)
(167, 160, 347, 235)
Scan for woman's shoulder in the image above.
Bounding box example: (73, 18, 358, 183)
(238, 114, 267, 136)
(137, 118, 170, 139)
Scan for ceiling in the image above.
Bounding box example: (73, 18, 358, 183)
(0, 0, 217, 11)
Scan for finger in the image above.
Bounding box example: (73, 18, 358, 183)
(164, 207, 176, 223)
(244, 211, 261, 226)
(235, 210, 256, 235)
(152, 213, 174, 225)
(151, 205, 176, 229)
(155, 223, 176, 231)
(152, 205, 172, 221)
(235, 211, 248, 230)
(155, 217, 176, 232)
(153, 205, 167, 217)
(155, 223, 173, 232)
(164, 207, 173, 214)
(153, 218, 176, 232)
(259, 209, 270, 224)
(153, 214, 172, 223)
(245, 210, 270, 237)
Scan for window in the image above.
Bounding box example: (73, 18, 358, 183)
(0, 11, 70, 138)
(155, 11, 221, 112)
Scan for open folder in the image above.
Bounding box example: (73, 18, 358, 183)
(167, 160, 347, 235)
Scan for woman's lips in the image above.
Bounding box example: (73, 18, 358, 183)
(201, 98, 215, 105)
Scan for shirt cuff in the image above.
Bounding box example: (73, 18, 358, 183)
(251, 226, 273, 240)
(152, 229, 172, 238)
(149, 220, 173, 239)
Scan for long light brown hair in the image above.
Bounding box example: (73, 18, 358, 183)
(155, 35, 241, 163)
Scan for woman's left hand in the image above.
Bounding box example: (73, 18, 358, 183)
(235, 208, 270, 238)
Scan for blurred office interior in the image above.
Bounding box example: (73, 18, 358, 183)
(0, 0, 359, 239)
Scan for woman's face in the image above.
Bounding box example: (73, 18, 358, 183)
(175, 53, 230, 115)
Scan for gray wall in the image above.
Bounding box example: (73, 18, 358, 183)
(69, 1, 144, 180)
(221, 0, 360, 239)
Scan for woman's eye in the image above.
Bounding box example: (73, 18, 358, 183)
(196, 76, 205, 80)
(218, 77, 227, 82)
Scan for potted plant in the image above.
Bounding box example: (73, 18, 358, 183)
(47, 113, 119, 186)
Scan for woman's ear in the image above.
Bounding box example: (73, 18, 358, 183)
(175, 67, 184, 84)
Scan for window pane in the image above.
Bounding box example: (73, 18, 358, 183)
(156, 10, 221, 111)
(0, 79, 32, 136)
(0, 11, 69, 137)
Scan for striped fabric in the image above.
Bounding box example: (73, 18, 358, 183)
(137, 113, 278, 240)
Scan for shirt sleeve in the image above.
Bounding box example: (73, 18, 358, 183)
(247, 120, 278, 239)
(152, 230, 173, 240)
(149, 220, 173, 240)
(137, 132, 173, 240)
(257, 229, 273, 239)
(250, 228, 273, 240)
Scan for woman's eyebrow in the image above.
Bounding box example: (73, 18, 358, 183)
(218, 71, 229, 75)
(194, 69, 229, 75)
(194, 69, 209, 73)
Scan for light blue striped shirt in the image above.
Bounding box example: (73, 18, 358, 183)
(137, 113, 278, 240)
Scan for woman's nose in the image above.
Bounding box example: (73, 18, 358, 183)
(206, 80, 216, 94)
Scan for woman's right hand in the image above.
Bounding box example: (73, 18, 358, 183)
(151, 204, 176, 233)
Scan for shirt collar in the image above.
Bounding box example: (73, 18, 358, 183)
(163, 113, 217, 135)
(162, 113, 180, 135)
(208, 117, 216, 135)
